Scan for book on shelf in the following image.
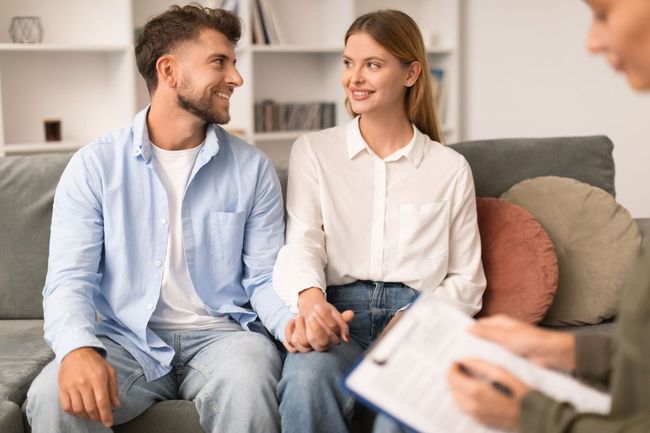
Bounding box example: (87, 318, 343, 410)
(251, 0, 284, 45)
(430, 67, 448, 124)
(203, 0, 239, 15)
(255, 100, 336, 133)
(250, 0, 267, 44)
(258, 0, 284, 44)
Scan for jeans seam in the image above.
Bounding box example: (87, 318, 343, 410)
(196, 389, 222, 418)
(370, 281, 381, 339)
(119, 368, 145, 401)
(187, 361, 222, 418)
(186, 360, 211, 383)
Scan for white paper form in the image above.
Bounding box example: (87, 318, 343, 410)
(344, 293, 611, 433)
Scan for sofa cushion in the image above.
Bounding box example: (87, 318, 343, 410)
(0, 154, 72, 319)
(449, 136, 615, 198)
(114, 400, 203, 433)
(0, 320, 53, 405)
(502, 176, 641, 325)
(0, 400, 23, 433)
(475, 198, 558, 323)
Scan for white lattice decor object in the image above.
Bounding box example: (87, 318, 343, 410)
(9, 16, 43, 43)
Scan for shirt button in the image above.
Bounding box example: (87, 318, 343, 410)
(155, 260, 162, 267)
(160, 218, 168, 225)
(145, 303, 154, 310)
(160, 362, 167, 367)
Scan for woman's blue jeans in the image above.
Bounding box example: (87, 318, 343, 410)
(278, 281, 418, 433)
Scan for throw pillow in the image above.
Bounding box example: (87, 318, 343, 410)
(475, 198, 558, 323)
(502, 176, 641, 326)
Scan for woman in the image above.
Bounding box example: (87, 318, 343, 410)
(274, 9, 486, 433)
(421, 0, 650, 432)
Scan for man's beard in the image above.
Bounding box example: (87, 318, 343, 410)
(177, 83, 230, 125)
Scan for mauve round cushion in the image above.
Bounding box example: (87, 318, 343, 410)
(476, 197, 559, 323)
(502, 176, 641, 326)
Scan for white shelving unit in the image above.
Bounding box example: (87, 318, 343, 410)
(0, 0, 135, 156)
(134, 0, 461, 164)
(1, 0, 460, 162)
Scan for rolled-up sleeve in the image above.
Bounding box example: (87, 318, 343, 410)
(520, 390, 650, 433)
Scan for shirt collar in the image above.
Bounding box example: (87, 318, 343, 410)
(345, 116, 425, 167)
(131, 105, 221, 162)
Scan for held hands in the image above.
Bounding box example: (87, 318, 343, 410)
(470, 315, 576, 371)
(58, 347, 120, 428)
(283, 287, 354, 353)
(448, 359, 530, 431)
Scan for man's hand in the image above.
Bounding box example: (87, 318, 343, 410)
(284, 315, 313, 353)
(471, 315, 576, 371)
(58, 347, 120, 427)
(448, 359, 530, 431)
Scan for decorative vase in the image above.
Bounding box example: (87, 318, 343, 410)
(9, 16, 43, 43)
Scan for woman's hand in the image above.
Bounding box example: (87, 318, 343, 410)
(448, 359, 530, 431)
(471, 315, 576, 371)
(288, 287, 354, 352)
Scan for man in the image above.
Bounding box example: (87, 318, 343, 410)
(26, 5, 292, 433)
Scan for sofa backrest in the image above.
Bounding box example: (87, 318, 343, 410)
(0, 135, 615, 319)
(449, 135, 615, 198)
(0, 153, 72, 319)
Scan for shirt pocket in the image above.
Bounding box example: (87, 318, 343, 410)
(209, 210, 246, 263)
(398, 202, 450, 263)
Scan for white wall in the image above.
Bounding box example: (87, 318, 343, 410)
(462, 0, 650, 217)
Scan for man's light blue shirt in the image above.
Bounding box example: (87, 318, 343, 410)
(43, 107, 292, 381)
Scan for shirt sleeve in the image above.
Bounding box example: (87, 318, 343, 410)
(42, 151, 107, 363)
(430, 159, 487, 315)
(574, 334, 613, 390)
(273, 135, 328, 313)
(242, 155, 295, 341)
(520, 391, 650, 433)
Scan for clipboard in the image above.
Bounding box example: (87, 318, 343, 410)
(343, 293, 611, 433)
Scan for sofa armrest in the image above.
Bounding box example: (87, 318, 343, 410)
(636, 218, 650, 239)
(0, 400, 23, 433)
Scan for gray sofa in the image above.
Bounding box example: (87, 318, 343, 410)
(1, 135, 648, 433)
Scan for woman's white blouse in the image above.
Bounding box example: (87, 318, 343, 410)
(273, 117, 486, 314)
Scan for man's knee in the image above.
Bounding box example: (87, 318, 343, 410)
(197, 333, 282, 398)
(281, 348, 355, 390)
(26, 361, 61, 416)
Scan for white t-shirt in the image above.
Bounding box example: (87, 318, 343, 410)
(273, 116, 486, 314)
(148, 142, 240, 331)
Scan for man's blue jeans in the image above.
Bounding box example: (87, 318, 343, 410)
(278, 281, 418, 433)
(26, 325, 282, 433)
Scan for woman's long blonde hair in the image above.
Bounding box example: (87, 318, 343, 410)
(344, 10, 443, 143)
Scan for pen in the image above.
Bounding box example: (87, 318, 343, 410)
(456, 362, 513, 398)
